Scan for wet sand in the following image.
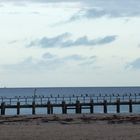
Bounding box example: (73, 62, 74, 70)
(0, 114, 140, 140)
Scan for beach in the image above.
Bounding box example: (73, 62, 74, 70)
(0, 114, 140, 140)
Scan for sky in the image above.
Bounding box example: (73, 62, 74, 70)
(0, 0, 140, 87)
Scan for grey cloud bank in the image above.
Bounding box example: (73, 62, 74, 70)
(29, 33, 117, 48)
(70, 7, 140, 22)
(66, 0, 140, 22)
(1, 0, 140, 19)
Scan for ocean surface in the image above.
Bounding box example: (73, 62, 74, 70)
(0, 87, 140, 97)
(0, 87, 140, 115)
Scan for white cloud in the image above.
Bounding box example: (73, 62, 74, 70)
(28, 33, 117, 48)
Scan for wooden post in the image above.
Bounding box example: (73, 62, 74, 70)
(103, 100, 107, 113)
(47, 101, 51, 114)
(17, 102, 20, 115)
(1, 102, 5, 115)
(116, 99, 120, 113)
(129, 99, 132, 113)
(62, 101, 67, 114)
(32, 101, 36, 115)
(76, 100, 81, 114)
(90, 99, 94, 113)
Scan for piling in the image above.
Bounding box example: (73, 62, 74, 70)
(32, 101, 36, 115)
(1, 102, 5, 115)
(90, 99, 94, 113)
(129, 99, 132, 113)
(17, 102, 20, 115)
(62, 101, 67, 114)
(76, 100, 81, 114)
(104, 100, 107, 113)
(47, 101, 51, 114)
(116, 99, 120, 113)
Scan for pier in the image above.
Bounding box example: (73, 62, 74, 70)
(0, 93, 140, 115)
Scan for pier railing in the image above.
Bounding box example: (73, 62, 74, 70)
(0, 93, 140, 115)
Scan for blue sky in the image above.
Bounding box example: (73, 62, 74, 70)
(0, 0, 140, 87)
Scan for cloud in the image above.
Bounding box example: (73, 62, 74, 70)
(3, 53, 97, 72)
(0, 0, 77, 4)
(0, 4, 4, 7)
(42, 52, 57, 59)
(28, 32, 70, 48)
(62, 35, 117, 47)
(8, 40, 18, 44)
(127, 58, 140, 69)
(28, 33, 117, 48)
(1, 0, 140, 19)
(69, 8, 107, 21)
(3, 56, 62, 72)
(1, 0, 140, 18)
(3, 57, 37, 72)
(69, 7, 140, 22)
(79, 56, 97, 66)
(41, 53, 97, 68)
(64, 0, 140, 22)
(63, 55, 85, 61)
(88, 0, 140, 18)
(42, 53, 88, 63)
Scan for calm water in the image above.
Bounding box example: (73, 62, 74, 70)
(0, 87, 140, 97)
(0, 87, 140, 115)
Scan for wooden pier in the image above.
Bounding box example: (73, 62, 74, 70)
(0, 93, 140, 115)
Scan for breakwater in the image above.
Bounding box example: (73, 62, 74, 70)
(0, 93, 140, 115)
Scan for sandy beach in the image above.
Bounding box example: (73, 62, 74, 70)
(0, 114, 140, 140)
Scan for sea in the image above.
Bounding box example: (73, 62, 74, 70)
(0, 87, 140, 115)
